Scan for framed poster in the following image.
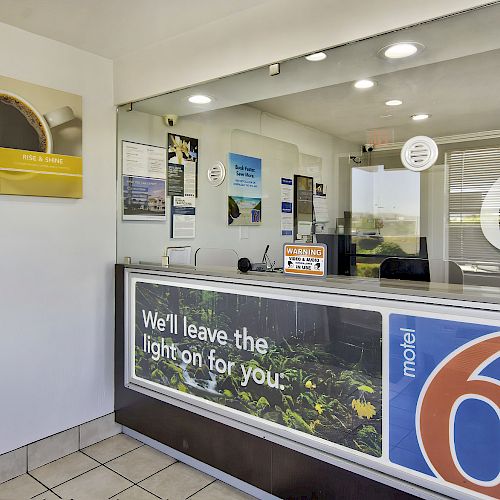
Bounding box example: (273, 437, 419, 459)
(228, 153, 262, 226)
(0, 74, 82, 198)
(167, 134, 198, 197)
(122, 176, 166, 220)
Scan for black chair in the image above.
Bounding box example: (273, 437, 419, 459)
(380, 257, 430, 282)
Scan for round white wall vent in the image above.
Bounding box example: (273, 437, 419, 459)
(207, 161, 226, 186)
(400, 136, 438, 172)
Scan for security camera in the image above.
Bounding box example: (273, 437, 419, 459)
(163, 114, 178, 127)
(362, 144, 374, 153)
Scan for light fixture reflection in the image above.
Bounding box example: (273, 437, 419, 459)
(411, 113, 430, 121)
(385, 99, 403, 106)
(382, 42, 420, 59)
(305, 52, 327, 62)
(188, 95, 212, 104)
(354, 79, 375, 89)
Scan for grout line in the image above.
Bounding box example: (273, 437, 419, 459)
(27, 471, 55, 491)
(42, 464, 101, 490)
(136, 484, 162, 499)
(27, 448, 82, 474)
(48, 488, 63, 498)
(108, 483, 136, 499)
(185, 478, 217, 499)
(133, 460, 178, 484)
(80, 441, 144, 465)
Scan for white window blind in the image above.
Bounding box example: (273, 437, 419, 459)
(447, 147, 500, 264)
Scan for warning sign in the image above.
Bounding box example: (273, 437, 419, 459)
(283, 243, 327, 277)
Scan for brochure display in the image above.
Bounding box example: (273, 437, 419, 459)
(123, 268, 500, 500)
(0, 74, 82, 198)
(228, 153, 262, 225)
(171, 196, 196, 238)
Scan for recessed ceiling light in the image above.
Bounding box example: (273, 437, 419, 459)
(379, 42, 423, 59)
(385, 99, 403, 106)
(411, 113, 430, 121)
(188, 94, 212, 104)
(305, 52, 327, 62)
(354, 79, 375, 89)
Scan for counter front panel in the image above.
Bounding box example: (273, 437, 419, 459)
(118, 266, 500, 500)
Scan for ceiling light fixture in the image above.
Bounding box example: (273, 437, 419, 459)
(385, 99, 403, 106)
(411, 113, 430, 121)
(379, 42, 423, 59)
(188, 94, 212, 104)
(305, 52, 327, 62)
(354, 79, 375, 89)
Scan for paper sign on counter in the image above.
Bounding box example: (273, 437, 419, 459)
(283, 243, 327, 277)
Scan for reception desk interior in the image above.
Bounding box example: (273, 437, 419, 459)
(115, 264, 500, 500)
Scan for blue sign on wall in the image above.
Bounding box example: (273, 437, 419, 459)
(389, 314, 500, 497)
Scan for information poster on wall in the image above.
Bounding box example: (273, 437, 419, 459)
(122, 141, 166, 179)
(228, 153, 262, 225)
(281, 177, 293, 236)
(389, 314, 500, 498)
(171, 196, 196, 238)
(0, 74, 82, 198)
(167, 134, 198, 197)
(123, 176, 166, 220)
(132, 279, 382, 457)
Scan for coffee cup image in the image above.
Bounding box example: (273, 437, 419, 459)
(0, 90, 75, 154)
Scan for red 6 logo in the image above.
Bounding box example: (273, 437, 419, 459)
(417, 332, 500, 498)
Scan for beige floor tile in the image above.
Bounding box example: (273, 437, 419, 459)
(110, 485, 160, 500)
(190, 480, 256, 500)
(53, 466, 132, 500)
(139, 462, 213, 500)
(107, 445, 176, 483)
(81, 434, 142, 464)
(30, 451, 99, 488)
(31, 491, 61, 499)
(0, 473, 46, 499)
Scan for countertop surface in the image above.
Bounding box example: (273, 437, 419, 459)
(122, 263, 500, 310)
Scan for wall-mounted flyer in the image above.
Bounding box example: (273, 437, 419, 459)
(122, 141, 166, 221)
(171, 196, 196, 239)
(0, 74, 82, 198)
(123, 176, 166, 220)
(281, 177, 293, 236)
(228, 152, 262, 226)
(167, 134, 198, 197)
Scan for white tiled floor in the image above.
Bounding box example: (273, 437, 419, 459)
(0, 434, 256, 500)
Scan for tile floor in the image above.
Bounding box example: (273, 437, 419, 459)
(0, 434, 256, 500)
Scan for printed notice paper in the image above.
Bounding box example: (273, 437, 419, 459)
(281, 177, 293, 236)
(122, 141, 166, 179)
(171, 196, 196, 238)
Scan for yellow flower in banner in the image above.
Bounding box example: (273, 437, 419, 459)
(351, 399, 376, 419)
(314, 403, 324, 415)
(357, 385, 374, 393)
(305, 380, 316, 389)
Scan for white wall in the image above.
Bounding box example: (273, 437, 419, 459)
(0, 23, 115, 454)
(117, 106, 355, 266)
(114, 0, 491, 104)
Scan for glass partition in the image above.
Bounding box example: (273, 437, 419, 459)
(117, 2, 500, 292)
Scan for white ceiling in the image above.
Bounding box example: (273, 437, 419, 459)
(132, 4, 500, 145)
(0, 0, 270, 59)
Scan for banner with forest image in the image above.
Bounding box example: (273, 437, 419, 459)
(133, 281, 383, 457)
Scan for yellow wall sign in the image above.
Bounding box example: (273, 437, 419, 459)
(0, 148, 82, 198)
(283, 243, 327, 277)
(0, 74, 82, 198)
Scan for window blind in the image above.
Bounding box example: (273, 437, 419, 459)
(447, 147, 500, 264)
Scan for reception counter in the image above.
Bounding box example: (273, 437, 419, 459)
(115, 264, 500, 500)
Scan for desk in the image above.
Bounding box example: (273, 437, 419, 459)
(116, 264, 500, 499)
